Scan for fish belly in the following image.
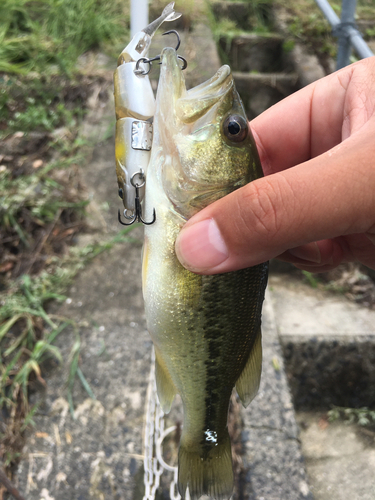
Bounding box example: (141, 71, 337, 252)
(143, 206, 268, 499)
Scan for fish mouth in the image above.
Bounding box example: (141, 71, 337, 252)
(158, 47, 233, 123)
(154, 48, 238, 220)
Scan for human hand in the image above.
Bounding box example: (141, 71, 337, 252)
(175, 56, 375, 274)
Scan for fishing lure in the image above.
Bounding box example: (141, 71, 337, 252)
(114, 2, 186, 225)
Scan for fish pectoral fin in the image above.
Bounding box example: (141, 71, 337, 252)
(155, 349, 177, 414)
(235, 327, 262, 408)
(189, 186, 232, 210)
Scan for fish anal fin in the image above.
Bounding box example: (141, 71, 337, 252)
(155, 348, 177, 414)
(178, 432, 233, 500)
(235, 327, 262, 408)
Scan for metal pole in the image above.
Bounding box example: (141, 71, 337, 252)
(131, 0, 148, 37)
(336, 0, 357, 69)
(314, 0, 373, 68)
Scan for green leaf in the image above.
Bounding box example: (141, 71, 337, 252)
(77, 367, 96, 400)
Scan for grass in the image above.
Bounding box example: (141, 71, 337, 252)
(0, 0, 129, 75)
(328, 406, 375, 427)
(0, 0, 132, 473)
(0, 74, 88, 136)
(301, 270, 320, 288)
(0, 226, 139, 467)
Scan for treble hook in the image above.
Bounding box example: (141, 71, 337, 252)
(163, 30, 188, 70)
(134, 29, 188, 75)
(163, 29, 181, 51)
(118, 171, 156, 226)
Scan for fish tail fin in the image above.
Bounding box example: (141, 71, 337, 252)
(178, 432, 233, 500)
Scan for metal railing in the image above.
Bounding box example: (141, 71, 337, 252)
(314, 0, 374, 69)
(131, 0, 148, 37)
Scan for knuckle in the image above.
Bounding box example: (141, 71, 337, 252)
(241, 177, 284, 238)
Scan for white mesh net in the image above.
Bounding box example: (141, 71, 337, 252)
(143, 349, 187, 500)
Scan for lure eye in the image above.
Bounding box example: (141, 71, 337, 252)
(223, 115, 248, 143)
(118, 188, 124, 199)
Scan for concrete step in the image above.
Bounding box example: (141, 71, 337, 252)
(233, 71, 299, 118)
(269, 273, 375, 499)
(211, 2, 274, 32)
(219, 33, 293, 73)
(269, 273, 375, 410)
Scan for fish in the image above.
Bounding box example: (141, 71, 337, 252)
(141, 47, 268, 500)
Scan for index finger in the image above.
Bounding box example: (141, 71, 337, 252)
(250, 61, 353, 176)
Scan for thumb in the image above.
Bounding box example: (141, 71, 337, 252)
(175, 132, 374, 274)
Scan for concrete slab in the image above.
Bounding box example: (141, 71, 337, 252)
(296, 412, 375, 500)
(269, 273, 375, 500)
(269, 274, 375, 337)
(242, 294, 312, 500)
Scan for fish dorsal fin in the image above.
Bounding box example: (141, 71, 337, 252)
(235, 327, 262, 407)
(154, 348, 177, 413)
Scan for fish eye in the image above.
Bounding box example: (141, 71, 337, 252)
(118, 188, 124, 199)
(223, 115, 248, 143)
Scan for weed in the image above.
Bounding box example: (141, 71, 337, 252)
(0, 156, 87, 282)
(282, 39, 296, 52)
(0, 75, 93, 138)
(213, 18, 243, 39)
(328, 406, 375, 427)
(0, 226, 138, 465)
(301, 270, 319, 288)
(212, 18, 243, 65)
(0, 0, 128, 476)
(357, 0, 375, 20)
(288, 11, 334, 53)
(0, 0, 129, 75)
(8, 101, 78, 133)
(365, 27, 375, 38)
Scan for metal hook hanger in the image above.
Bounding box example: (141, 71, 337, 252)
(134, 29, 188, 75)
(118, 171, 156, 226)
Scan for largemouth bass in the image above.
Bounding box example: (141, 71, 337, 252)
(142, 47, 268, 499)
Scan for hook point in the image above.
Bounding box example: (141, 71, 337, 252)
(162, 29, 181, 51)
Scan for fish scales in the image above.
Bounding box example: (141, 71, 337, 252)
(140, 46, 268, 500)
